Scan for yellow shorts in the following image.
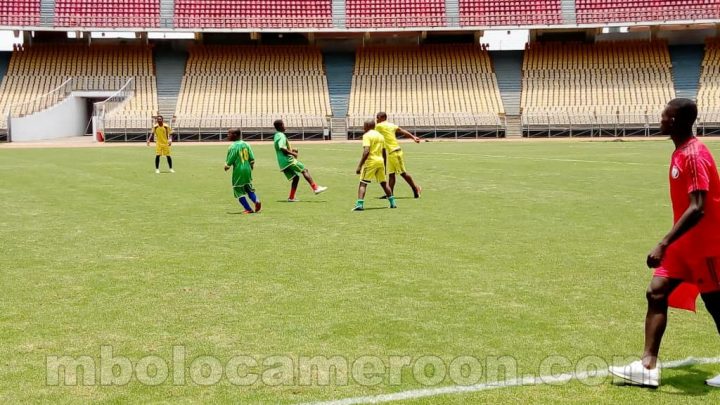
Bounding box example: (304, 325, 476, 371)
(361, 161, 386, 184)
(156, 144, 171, 156)
(387, 149, 406, 174)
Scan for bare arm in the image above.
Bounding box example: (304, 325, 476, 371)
(356, 147, 370, 174)
(647, 190, 706, 268)
(280, 147, 298, 158)
(397, 127, 420, 143)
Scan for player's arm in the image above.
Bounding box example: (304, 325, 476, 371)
(147, 128, 153, 146)
(249, 147, 256, 170)
(397, 127, 421, 143)
(647, 190, 706, 268)
(356, 147, 370, 175)
(167, 126, 173, 146)
(224, 147, 235, 172)
(279, 138, 298, 158)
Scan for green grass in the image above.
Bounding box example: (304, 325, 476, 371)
(2, 140, 720, 404)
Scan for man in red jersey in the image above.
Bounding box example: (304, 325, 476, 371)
(610, 98, 720, 388)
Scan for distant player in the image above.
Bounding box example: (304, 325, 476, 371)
(353, 120, 396, 211)
(147, 115, 174, 174)
(609, 98, 720, 388)
(375, 112, 422, 198)
(224, 129, 260, 214)
(273, 119, 327, 201)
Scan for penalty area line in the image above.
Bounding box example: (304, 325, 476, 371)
(299, 356, 720, 405)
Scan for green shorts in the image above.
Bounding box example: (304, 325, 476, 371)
(233, 183, 255, 198)
(281, 161, 306, 180)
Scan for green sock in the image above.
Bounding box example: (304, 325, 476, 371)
(356, 199, 364, 207)
(388, 196, 396, 206)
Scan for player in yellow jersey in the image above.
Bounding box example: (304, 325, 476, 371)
(375, 112, 421, 198)
(353, 120, 396, 211)
(147, 115, 174, 174)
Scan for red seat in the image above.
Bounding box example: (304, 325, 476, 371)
(575, 0, 720, 24)
(345, 0, 446, 28)
(0, 0, 40, 26)
(459, 0, 562, 26)
(54, 0, 160, 28)
(174, 0, 332, 28)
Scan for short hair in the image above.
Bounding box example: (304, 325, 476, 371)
(364, 119, 376, 129)
(273, 119, 284, 131)
(667, 98, 698, 127)
(376, 112, 387, 121)
(228, 128, 241, 137)
(156, 115, 163, 120)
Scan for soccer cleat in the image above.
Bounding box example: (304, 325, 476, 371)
(414, 185, 422, 198)
(170, 169, 175, 173)
(254, 201, 262, 213)
(287, 198, 299, 202)
(706, 374, 720, 387)
(608, 361, 660, 387)
(155, 169, 160, 174)
(242, 210, 254, 215)
(352, 205, 364, 212)
(314, 186, 328, 195)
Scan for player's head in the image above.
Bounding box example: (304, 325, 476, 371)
(376, 112, 387, 123)
(273, 119, 285, 132)
(156, 115, 164, 125)
(227, 128, 241, 142)
(364, 119, 376, 132)
(661, 98, 697, 139)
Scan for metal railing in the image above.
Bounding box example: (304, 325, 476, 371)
(347, 113, 506, 139)
(6, 78, 74, 120)
(92, 78, 136, 142)
(522, 111, 665, 137)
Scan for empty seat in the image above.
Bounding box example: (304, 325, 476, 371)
(345, 0, 446, 28)
(460, 0, 562, 26)
(174, 0, 332, 29)
(0, 0, 40, 26)
(55, 0, 160, 28)
(575, 0, 720, 24)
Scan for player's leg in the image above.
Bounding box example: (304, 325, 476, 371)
(701, 290, 720, 387)
(394, 152, 420, 197)
(400, 172, 421, 198)
(155, 155, 160, 173)
(380, 181, 397, 208)
(353, 181, 368, 211)
(642, 276, 683, 368)
(237, 195, 254, 213)
(167, 156, 174, 173)
(245, 185, 261, 213)
(388, 173, 396, 195)
(301, 168, 328, 195)
(288, 175, 300, 201)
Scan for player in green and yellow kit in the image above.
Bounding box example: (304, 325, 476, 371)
(273, 119, 327, 201)
(353, 120, 396, 211)
(375, 112, 421, 198)
(224, 129, 261, 214)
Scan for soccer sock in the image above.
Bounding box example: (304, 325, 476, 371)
(247, 191, 259, 204)
(238, 196, 253, 212)
(155, 156, 160, 169)
(167, 156, 173, 169)
(311, 182, 318, 191)
(289, 188, 297, 200)
(356, 199, 364, 207)
(388, 196, 396, 207)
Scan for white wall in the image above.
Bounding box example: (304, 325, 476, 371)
(9, 96, 88, 141)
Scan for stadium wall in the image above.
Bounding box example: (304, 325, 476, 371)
(10, 96, 87, 141)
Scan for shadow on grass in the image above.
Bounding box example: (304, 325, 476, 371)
(375, 196, 418, 200)
(661, 366, 715, 396)
(226, 212, 255, 215)
(274, 200, 327, 204)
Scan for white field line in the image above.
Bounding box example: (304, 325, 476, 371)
(315, 148, 663, 167)
(300, 356, 720, 405)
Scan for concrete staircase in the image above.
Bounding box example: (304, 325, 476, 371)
(324, 52, 355, 139)
(445, 0, 460, 27)
(159, 0, 175, 29)
(490, 50, 523, 116)
(40, 0, 55, 26)
(560, 0, 577, 25)
(153, 48, 187, 119)
(505, 115, 522, 138)
(669, 44, 705, 100)
(332, 0, 346, 29)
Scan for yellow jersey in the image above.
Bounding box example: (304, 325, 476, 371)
(362, 129, 385, 165)
(375, 121, 400, 152)
(153, 124, 172, 146)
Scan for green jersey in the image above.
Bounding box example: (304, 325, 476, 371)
(273, 132, 296, 170)
(226, 141, 254, 187)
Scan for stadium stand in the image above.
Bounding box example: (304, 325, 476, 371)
(348, 45, 504, 130)
(54, 0, 160, 27)
(459, 0, 562, 26)
(697, 39, 720, 124)
(345, 0, 446, 28)
(0, 44, 157, 129)
(0, 0, 40, 26)
(521, 41, 675, 127)
(174, 0, 332, 29)
(174, 46, 332, 131)
(575, 0, 720, 24)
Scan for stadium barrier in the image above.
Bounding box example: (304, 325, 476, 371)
(92, 78, 136, 142)
(698, 111, 720, 136)
(6, 78, 74, 141)
(347, 113, 505, 139)
(521, 111, 668, 137)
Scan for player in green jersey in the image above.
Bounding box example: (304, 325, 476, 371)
(273, 119, 327, 202)
(224, 129, 261, 214)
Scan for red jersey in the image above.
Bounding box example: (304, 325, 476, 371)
(669, 137, 720, 255)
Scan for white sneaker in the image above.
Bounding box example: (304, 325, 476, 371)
(706, 374, 720, 387)
(287, 198, 299, 202)
(314, 186, 328, 195)
(155, 169, 160, 174)
(170, 169, 175, 173)
(609, 360, 660, 387)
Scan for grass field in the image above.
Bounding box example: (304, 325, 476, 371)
(2, 140, 720, 403)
